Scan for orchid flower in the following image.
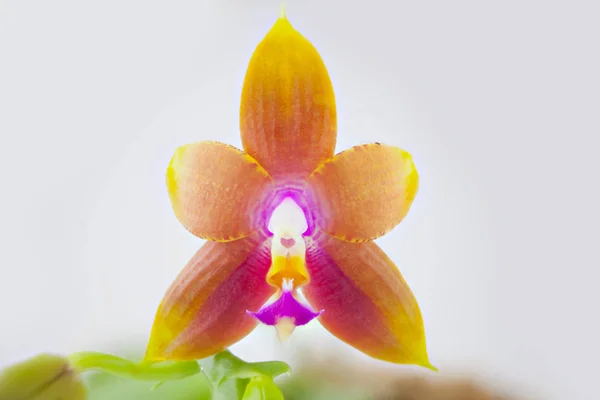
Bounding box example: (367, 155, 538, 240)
(145, 13, 434, 370)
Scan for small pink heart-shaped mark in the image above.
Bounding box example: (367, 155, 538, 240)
(280, 238, 296, 248)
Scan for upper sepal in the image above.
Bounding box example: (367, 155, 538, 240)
(240, 16, 337, 179)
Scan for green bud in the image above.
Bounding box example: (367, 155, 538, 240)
(0, 353, 86, 400)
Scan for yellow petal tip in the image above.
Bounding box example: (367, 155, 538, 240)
(422, 362, 439, 372)
(267, 10, 296, 37)
(279, 3, 286, 20)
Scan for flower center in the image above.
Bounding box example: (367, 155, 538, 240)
(247, 196, 322, 340)
(265, 197, 310, 288)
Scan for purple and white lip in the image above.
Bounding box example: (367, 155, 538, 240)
(247, 279, 323, 341)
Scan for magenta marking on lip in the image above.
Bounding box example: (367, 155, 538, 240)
(247, 290, 323, 326)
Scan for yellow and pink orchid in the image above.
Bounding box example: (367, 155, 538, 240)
(145, 14, 434, 370)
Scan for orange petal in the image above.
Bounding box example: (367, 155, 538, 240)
(240, 16, 337, 179)
(303, 233, 434, 369)
(166, 141, 273, 242)
(145, 234, 276, 361)
(307, 143, 418, 242)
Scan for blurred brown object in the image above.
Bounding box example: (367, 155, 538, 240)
(378, 376, 504, 400)
(281, 351, 521, 400)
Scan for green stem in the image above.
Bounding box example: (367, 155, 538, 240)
(67, 352, 201, 382)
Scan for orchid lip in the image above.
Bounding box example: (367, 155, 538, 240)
(247, 281, 323, 327)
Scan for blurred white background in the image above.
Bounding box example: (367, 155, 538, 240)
(1, 1, 599, 399)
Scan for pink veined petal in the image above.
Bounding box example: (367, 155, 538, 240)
(145, 234, 276, 361)
(303, 232, 435, 370)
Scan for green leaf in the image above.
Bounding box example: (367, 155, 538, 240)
(210, 378, 249, 400)
(67, 352, 201, 382)
(209, 350, 290, 387)
(85, 370, 211, 400)
(242, 376, 284, 400)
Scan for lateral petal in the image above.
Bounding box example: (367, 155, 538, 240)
(145, 234, 276, 361)
(307, 143, 418, 242)
(167, 141, 273, 242)
(240, 16, 337, 179)
(303, 233, 435, 369)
